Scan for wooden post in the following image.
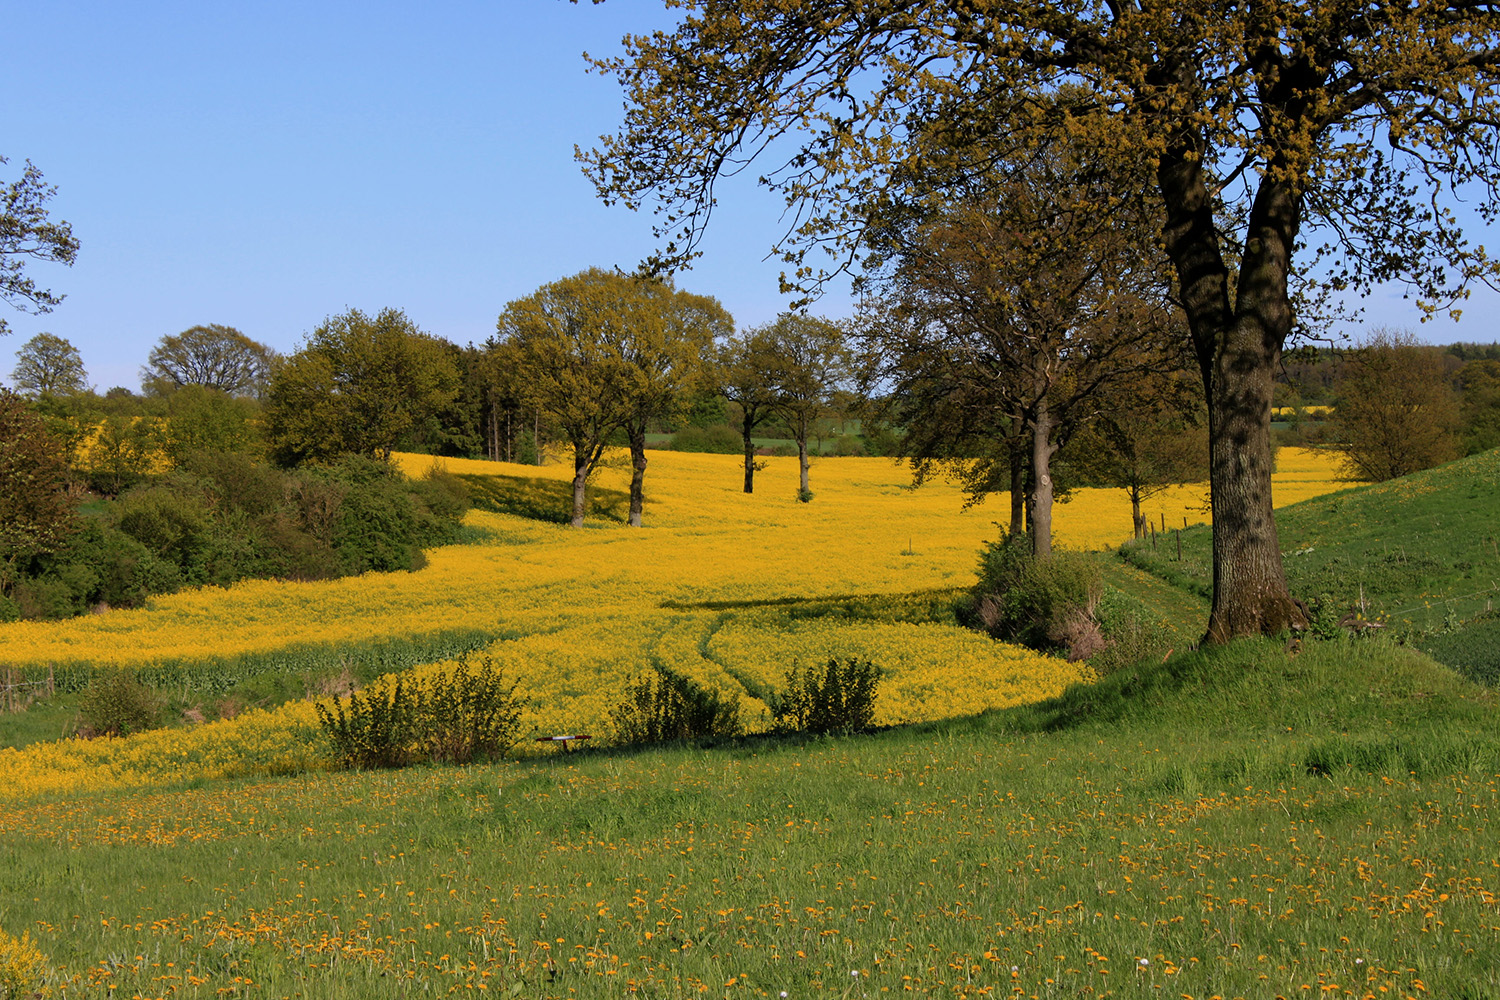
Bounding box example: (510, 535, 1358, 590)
(1176, 528, 1182, 561)
(1160, 512, 1166, 532)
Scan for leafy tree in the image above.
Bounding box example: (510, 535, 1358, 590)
(1069, 379, 1209, 539)
(265, 308, 460, 465)
(156, 385, 261, 464)
(497, 270, 637, 527)
(142, 324, 275, 397)
(11, 331, 87, 397)
(0, 390, 77, 603)
(717, 326, 784, 493)
(762, 313, 849, 501)
(856, 124, 1180, 556)
(1, 156, 79, 337)
(581, 1, 1500, 642)
(1456, 359, 1500, 456)
(498, 268, 723, 527)
(1334, 329, 1460, 481)
(615, 280, 733, 526)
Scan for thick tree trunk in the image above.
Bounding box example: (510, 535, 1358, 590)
(1158, 152, 1306, 642)
(570, 445, 589, 528)
(742, 419, 757, 493)
(1029, 399, 1055, 560)
(1008, 441, 1025, 538)
(796, 412, 811, 496)
(628, 425, 648, 527)
(1130, 485, 1144, 539)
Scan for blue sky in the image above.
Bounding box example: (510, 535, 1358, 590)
(4, 2, 1497, 390)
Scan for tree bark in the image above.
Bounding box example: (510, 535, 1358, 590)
(627, 423, 648, 527)
(796, 411, 811, 496)
(571, 444, 590, 528)
(742, 411, 757, 494)
(1029, 397, 1056, 560)
(1130, 484, 1144, 540)
(1158, 151, 1307, 642)
(1008, 440, 1025, 538)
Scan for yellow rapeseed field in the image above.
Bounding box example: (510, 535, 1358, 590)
(0, 447, 1351, 800)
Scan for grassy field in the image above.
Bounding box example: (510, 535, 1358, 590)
(1, 640, 1495, 998)
(12, 445, 1496, 999)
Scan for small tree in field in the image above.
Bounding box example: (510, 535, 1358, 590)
(1334, 329, 1460, 482)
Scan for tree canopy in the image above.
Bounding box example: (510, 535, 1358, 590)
(1, 157, 79, 337)
(11, 331, 88, 397)
(266, 308, 460, 465)
(496, 268, 729, 527)
(142, 325, 275, 398)
(581, 0, 1500, 642)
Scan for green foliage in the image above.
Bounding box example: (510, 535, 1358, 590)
(10, 332, 86, 398)
(0, 155, 79, 338)
(314, 657, 528, 771)
(773, 657, 880, 735)
(0, 390, 78, 599)
(266, 307, 460, 465)
(76, 670, 161, 738)
(668, 423, 741, 453)
(6, 454, 471, 621)
(956, 533, 1104, 658)
(1333, 330, 1460, 481)
(795, 486, 814, 503)
(414, 658, 528, 765)
(315, 680, 419, 770)
(610, 664, 742, 745)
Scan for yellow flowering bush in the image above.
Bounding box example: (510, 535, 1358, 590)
(0, 925, 54, 999)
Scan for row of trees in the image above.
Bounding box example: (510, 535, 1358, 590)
(579, 0, 1500, 643)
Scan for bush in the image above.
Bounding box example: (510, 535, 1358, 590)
(0, 925, 54, 999)
(610, 664, 742, 744)
(413, 657, 526, 764)
(315, 680, 419, 769)
(314, 657, 527, 769)
(77, 670, 161, 738)
(956, 533, 1103, 658)
(670, 424, 743, 454)
(773, 658, 881, 734)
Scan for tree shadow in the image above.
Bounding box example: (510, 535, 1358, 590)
(457, 473, 630, 525)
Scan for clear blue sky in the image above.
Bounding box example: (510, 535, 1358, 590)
(4, 2, 1496, 391)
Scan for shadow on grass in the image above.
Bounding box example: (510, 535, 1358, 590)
(660, 588, 963, 624)
(457, 473, 630, 525)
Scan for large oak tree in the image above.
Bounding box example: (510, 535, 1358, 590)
(580, 0, 1500, 643)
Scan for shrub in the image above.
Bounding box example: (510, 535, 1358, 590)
(956, 533, 1104, 658)
(77, 670, 161, 738)
(670, 424, 742, 454)
(314, 657, 527, 769)
(315, 680, 419, 769)
(412, 657, 526, 764)
(774, 658, 881, 734)
(0, 925, 54, 999)
(610, 664, 742, 744)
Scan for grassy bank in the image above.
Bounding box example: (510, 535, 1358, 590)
(2, 639, 1496, 998)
